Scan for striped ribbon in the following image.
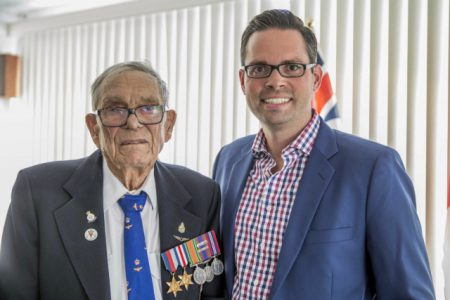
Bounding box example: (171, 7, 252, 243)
(195, 235, 211, 262)
(175, 244, 189, 268)
(185, 239, 201, 265)
(207, 230, 221, 256)
(161, 248, 179, 273)
(162, 230, 222, 270)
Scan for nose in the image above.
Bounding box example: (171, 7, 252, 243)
(264, 68, 287, 89)
(125, 112, 141, 129)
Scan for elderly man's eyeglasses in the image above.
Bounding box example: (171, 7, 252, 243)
(97, 105, 165, 127)
(242, 63, 316, 78)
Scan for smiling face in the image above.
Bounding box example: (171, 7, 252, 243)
(239, 28, 322, 135)
(86, 70, 176, 178)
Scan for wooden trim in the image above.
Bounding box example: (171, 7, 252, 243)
(0, 54, 20, 98)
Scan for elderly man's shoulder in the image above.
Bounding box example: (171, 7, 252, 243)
(17, 154, 94, 184)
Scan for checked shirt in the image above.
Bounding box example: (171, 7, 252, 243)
(232, 112, 320, 300)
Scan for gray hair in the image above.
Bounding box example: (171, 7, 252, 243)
(240, 9, 318, 65)
(90, 61, 169, 110)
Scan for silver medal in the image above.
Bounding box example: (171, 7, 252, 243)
(211, 258, 224, 275)
(193, 266, 206, 285)
(204, 265, 214, 282)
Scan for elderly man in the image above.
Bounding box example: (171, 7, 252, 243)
(0, 61, 224, 300)
(213, 9, 435, 300)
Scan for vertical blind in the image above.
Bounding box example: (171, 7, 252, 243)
(5, 0, 449, 297)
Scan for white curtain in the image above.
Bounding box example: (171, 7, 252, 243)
(1, 0, 448, 297)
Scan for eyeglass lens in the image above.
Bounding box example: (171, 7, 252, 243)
(99, 105, 164, 127)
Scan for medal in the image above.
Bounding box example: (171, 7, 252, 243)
(166, 276, 182, 297)
(211, 257, 224, 275)
(185, 239, 207, 285)
(175, 244, 193, 290)
(193, 266, 206, 285)
(178, 269, 194, 290)
(206, 230, 223, 275)
(204, 265, 214, 282)
(162, 229, 223, 290)
(161, 248, 182, 296)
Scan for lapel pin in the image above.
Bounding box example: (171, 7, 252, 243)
(173, 235, 189, 242)
(84, 228, 98, 241)
(178, 222, 186, 233)
(86, 211, 97, 223)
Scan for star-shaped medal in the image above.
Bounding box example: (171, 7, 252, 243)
(178, 269, 194, 290)
(166, 276, 182, 297)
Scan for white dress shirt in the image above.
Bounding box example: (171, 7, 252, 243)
(102, 159, 162, 300)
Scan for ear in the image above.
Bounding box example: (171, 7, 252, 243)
(312, 64, 323, 92)
(163, 110, 177, 142)
(85, 113, 101, 149)
(239, 69, 246, 95)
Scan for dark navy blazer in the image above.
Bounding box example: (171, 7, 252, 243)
(0, 150, 224, 300)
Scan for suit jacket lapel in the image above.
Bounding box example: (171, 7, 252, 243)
(269, 122, 337, 299)
(55, 151, 110, 300)
(154, 161, 202, 251)
(222, 147, 254, 295)
(153, 162, 203, 293)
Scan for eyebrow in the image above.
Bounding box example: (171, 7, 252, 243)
(101, 96, 126, 105)
(101, 96, 162, 106)
(246, 59, 306, 65)
(139, 96, 161, 104)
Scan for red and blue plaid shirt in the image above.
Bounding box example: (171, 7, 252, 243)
(232, 112, 321, 300)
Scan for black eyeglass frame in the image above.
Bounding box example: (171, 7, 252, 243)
(96, 104, 166, 127)
(242, 62, 316, 78)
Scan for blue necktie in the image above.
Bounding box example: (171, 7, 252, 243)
(118, 192, 155, 300)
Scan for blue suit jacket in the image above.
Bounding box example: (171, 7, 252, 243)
(213, 120, 435, 299)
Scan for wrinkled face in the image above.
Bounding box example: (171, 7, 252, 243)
(239, 29, 322, 132)
(86, 70, 176, 173)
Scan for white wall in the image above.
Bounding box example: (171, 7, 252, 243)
(0, 29, 28, 233)
(0, 98, 34, 225)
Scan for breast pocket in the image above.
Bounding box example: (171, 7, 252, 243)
(304, 226, 353, 245)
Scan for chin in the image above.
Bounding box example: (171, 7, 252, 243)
(124, 158, 152, 167)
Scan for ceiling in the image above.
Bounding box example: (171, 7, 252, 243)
(0, 0, 137, 26)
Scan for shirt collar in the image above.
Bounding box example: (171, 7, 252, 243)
(251, 110, 321, 158)
(102, 157, 156, 212)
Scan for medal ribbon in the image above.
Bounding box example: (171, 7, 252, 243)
(161, 248, 179, 273)
(195, 235, 211, 262)
(185, 240, 201, 266)
(175, 244, 188, 268)
(207, 230, 221, 256)
(162, 230, 221, 268)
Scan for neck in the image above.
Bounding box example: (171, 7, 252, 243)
(108, 163, 153, 191)
(262, 114, 312, 172)
(263, 129, 298, 172)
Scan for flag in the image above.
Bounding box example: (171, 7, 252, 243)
(313, 51, 341, 129)
(445, 174, 450, 299)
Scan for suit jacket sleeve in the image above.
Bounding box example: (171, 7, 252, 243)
(366, 149, 435, 298)
(0, 170, 39, 300)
